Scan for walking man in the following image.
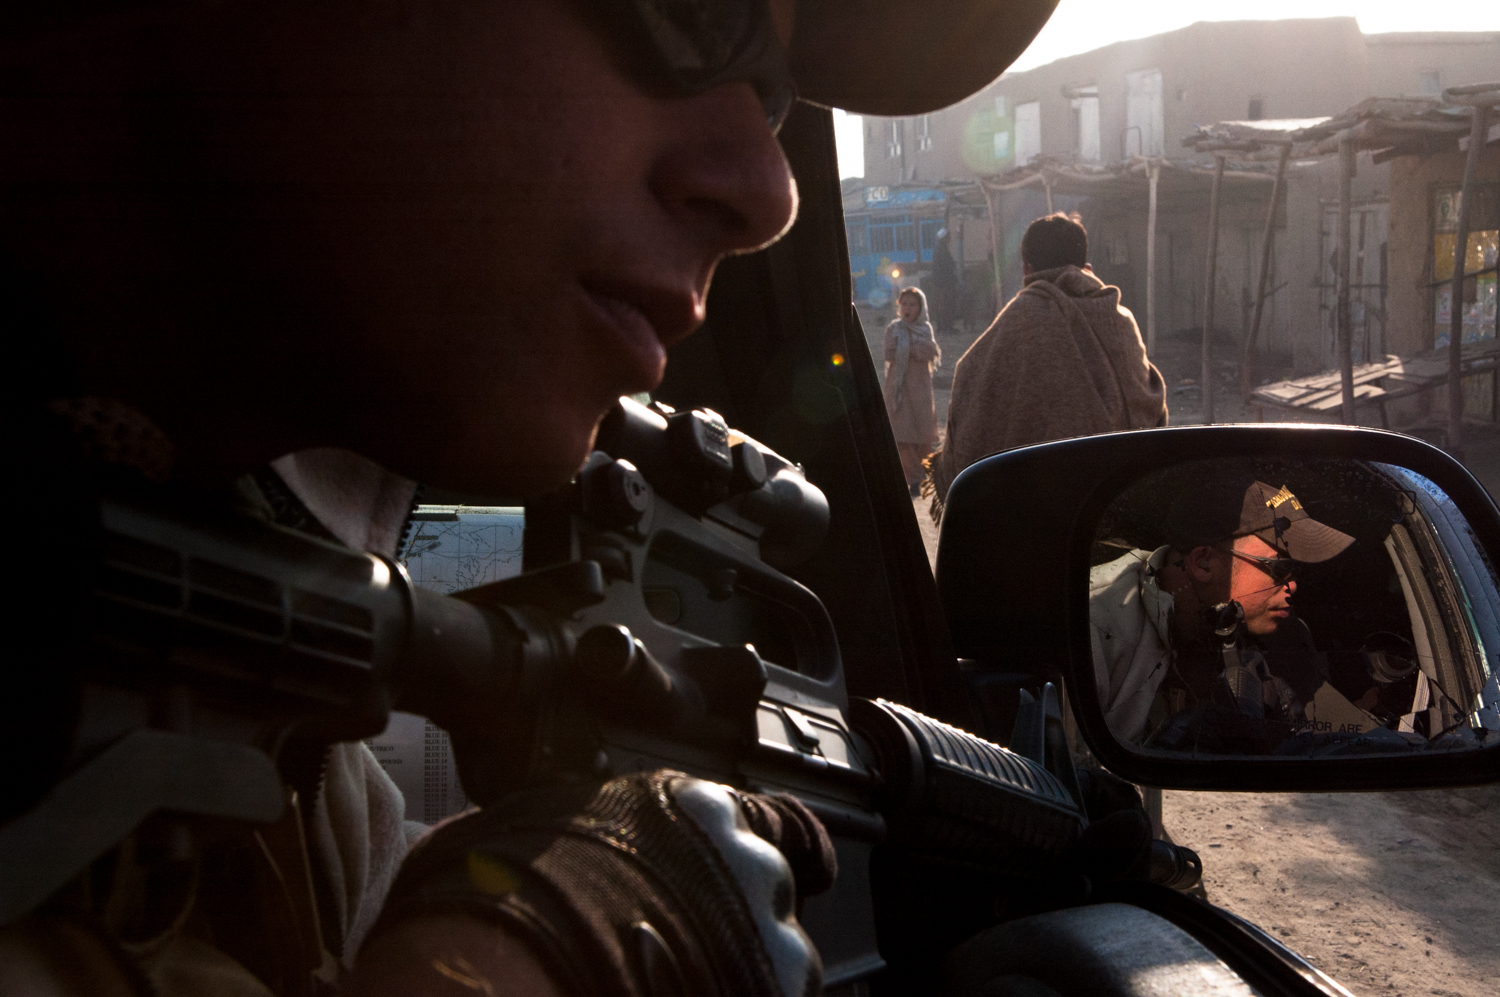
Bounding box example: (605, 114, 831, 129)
(926, 213, 1166, 516)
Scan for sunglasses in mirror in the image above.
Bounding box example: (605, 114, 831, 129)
(1228, 549, 1298, 586)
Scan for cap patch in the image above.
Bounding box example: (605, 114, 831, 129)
(1265, 485, 1302, 511)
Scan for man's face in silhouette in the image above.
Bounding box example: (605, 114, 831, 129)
(4, 1, 799, 495)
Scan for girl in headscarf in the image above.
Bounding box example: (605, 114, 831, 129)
(882, 286, 941, 496)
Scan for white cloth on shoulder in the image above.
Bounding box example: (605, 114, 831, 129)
(1088, 546, 1176, 746)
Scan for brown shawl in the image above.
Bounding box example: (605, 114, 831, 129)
(927, 265, 1166, 517)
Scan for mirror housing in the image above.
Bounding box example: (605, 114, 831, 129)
(937, 426, 1500, 791)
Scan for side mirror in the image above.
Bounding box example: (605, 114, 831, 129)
(936, 426, 1500, 791)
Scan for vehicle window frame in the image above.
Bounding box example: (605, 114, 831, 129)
(1383, 465, 1500, 729)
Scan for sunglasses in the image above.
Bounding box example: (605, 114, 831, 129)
(613, 0, 797, 131)
(1228, 549, 1298, 586)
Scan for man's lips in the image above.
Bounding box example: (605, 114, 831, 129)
(579, 279, 701, 388)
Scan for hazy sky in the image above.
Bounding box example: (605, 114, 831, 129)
(1007, 1, 1500, 73)
(835, 4, 1500, 177)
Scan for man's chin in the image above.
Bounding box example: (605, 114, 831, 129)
(416, 451, 589, 502)
(402, 419, 601, 501)
(1248, 617, 1284, 637)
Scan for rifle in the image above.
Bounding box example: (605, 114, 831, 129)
(1, 397, 1185, 988)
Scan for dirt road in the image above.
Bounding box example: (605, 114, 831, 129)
(1164, 787, 1500, 997)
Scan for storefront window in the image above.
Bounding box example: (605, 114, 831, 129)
(1433, 185, 1499, 348)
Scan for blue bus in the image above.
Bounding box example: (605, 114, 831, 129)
(844, 186, 947, 307)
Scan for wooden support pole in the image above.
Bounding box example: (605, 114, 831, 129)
(1146, 161, 1160, 352)
(954, 216, 965, 312)
(1242, 143, 1291, 401)
(984, 185, 1004, 314)
(1043, 174, 1055, 214)
(1447, 103, 1490, 459)
(1201, 154, 1225, 424)
(1336, 134, 1356, 425)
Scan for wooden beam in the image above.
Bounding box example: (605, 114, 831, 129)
(1146, 161, 1160, 353)
(984, 185, 1004, 315)
(1337, 134, 1356, 424)
(1310, 117, 1467, 155)
(1441, 82, 1500, 106)
(1242, 143, 1291, 402)
(1186, 139, 1264, 154)
(1201, 154, 1225, 424)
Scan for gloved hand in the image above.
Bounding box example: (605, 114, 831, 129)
(362, 771, 836, 997)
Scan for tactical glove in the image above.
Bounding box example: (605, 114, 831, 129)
(364, 771, 836, 997)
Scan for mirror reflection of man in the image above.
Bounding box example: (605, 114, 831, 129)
(1090, 478, 1356, 748)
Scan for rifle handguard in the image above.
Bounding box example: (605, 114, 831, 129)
(851, 699, 1085, 873)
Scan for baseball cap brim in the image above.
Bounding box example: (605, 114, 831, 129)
(790, 0, 1062, 115)
(1252, 518, 1356, 564)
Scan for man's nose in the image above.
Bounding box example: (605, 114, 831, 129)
(1284, 579, 1297, 595)
(649, 82, 799, 259)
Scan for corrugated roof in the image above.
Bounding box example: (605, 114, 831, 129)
(1294, 97, 1469, 144)
(979, 156, 1273, 200)
(1182, 87, 1499, 164)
